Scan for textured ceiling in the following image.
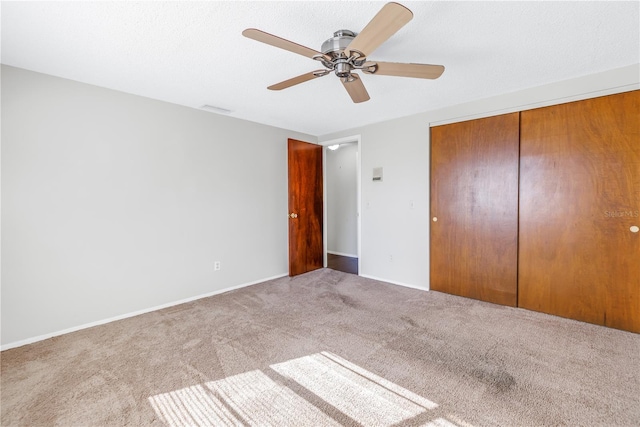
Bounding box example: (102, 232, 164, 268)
(2, 1, 639, 136)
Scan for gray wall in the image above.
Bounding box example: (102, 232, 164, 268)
(319, 64, 640, 290)
(1, 65, 315, 347)
(326, 142, 358, 257)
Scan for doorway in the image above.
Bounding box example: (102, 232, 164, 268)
(322, 136, 361, 275)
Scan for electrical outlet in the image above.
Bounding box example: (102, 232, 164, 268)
(214, 261, 221, 271)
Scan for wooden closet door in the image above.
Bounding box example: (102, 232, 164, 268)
(430, 113, 520, 306)
(519, 91, 640, 332)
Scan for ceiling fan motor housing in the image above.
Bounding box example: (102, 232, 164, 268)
(321, 30, 356, 57)
(320, 30, 365, 79)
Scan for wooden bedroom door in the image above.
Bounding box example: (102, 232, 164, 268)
(430, 113, 520, 306)
(288, 138, 324, 276)
(518, 91, 640, 332)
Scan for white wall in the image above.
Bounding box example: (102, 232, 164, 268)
(319, 64, 640, 290)
(2, 63, 638, 347)
(326, 142, 358, 257)
(1, 65, 315, 347)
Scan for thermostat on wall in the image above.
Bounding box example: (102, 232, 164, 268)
(373, 167, 383, 182)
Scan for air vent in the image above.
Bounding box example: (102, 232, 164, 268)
(200, 105, 232, 115)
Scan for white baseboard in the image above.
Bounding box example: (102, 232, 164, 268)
(359, 274, 429, 292)
(327, 251, 358, 258)
(1, 273, 288, 351)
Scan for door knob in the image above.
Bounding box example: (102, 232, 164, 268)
(288, 213, 298, 219)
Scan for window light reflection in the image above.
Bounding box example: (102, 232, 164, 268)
(149, 351, 463, 427)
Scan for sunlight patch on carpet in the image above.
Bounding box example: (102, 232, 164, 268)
(149, 369, 337, 426)
(149, 352, 458, 426)
(271, 351, 437, 425)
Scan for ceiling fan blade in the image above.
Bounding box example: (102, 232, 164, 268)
(368, 61, 445, 79)
(242, 28, 331, 61)
(268, 70, 329, 91)
(345, 2, 413, 58)
(341, 73, 370, 103)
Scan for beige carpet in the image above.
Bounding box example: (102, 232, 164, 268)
(2, 268, 639, 426)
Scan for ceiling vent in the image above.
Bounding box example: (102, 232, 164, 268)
(200, 104, 232, 115)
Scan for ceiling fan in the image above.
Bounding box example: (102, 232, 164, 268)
(242, 2, 445, 103)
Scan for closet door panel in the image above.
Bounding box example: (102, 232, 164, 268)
(519, 91, 640, 332)
(430, 113, 520, 306)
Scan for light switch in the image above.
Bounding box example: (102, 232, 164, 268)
(373, 167, 383, 182)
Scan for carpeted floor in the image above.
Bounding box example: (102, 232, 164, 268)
(2, 269, 639, 426)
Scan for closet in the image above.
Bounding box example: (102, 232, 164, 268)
(430, 90, 639, 333)
(430, 113, 520, 307)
